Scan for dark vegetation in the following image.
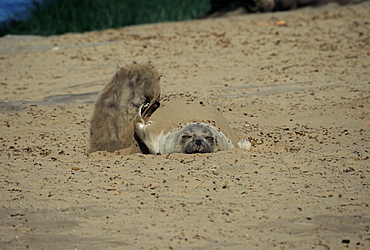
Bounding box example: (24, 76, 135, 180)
(0, 0, 210, 36)
(0, 0, 359, 36)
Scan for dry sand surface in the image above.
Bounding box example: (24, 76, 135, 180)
(0, 1, 369, 249)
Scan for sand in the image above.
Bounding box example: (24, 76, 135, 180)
(0, 1, 369, 249)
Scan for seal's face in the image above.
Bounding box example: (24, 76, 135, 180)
(178, 123, 216, 154)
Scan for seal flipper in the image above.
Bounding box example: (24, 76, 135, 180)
(238, 139, 252, 150)
(134, 104, 156, 154)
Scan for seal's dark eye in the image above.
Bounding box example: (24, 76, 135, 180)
(205, 136, 214, 142)
(182, 135, 192, 140)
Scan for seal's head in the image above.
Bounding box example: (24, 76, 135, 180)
(178, 123, 216, 154)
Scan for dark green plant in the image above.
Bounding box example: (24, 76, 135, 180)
(1, 0, 210, 36)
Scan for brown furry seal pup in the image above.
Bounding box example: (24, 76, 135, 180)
(89, 62, 160, 153)
(135, 94, 251, 154)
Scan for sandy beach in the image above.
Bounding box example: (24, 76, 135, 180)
(0, 1, 369, 249)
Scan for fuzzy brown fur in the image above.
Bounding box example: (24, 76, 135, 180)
(89, 62, 160, 153)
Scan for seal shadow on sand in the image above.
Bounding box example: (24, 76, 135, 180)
(88, 62, 252, 155)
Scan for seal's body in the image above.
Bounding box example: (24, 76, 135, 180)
(89, 63, 251, 154)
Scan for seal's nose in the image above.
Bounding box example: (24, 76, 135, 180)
(184, 138, 211, 154)
(195, 139, 203, 146)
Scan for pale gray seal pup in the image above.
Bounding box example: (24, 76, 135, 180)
(89, 62, 160, 153)
(135, 94, 251, 154)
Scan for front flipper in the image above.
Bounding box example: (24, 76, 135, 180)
(238, 139, 252, 150)
(134, 104, 155, 153)
(135, 104, 148, 139)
